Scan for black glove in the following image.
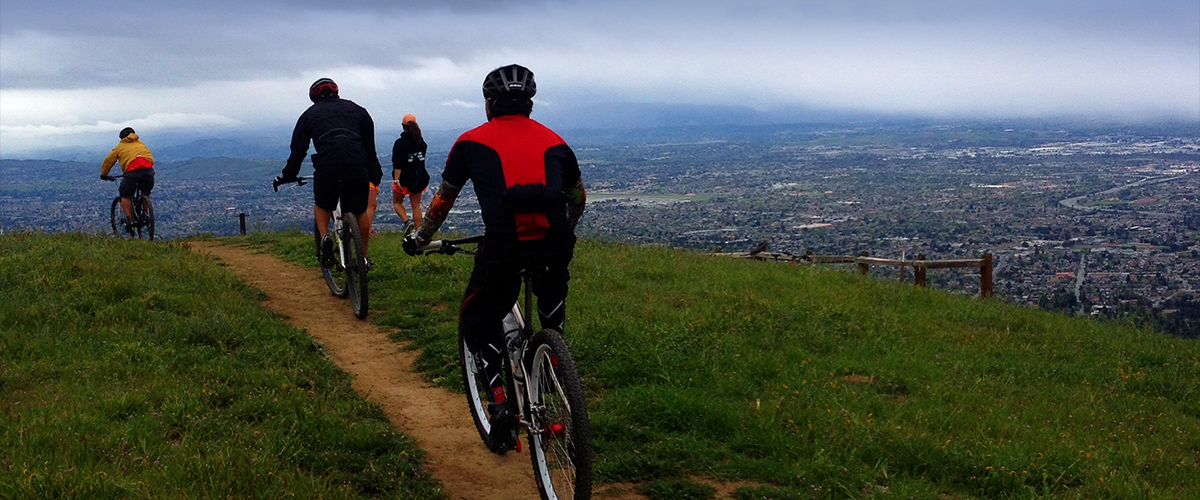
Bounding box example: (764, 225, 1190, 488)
(273, 174, 297, 192)
(100, 174, 112, 181)
(414, 229, 431, 248)
(402, 234, 421, 256)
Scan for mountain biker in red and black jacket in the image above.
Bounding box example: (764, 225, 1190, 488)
(405, 64, 586, 453)
(277, 78, 384, 265)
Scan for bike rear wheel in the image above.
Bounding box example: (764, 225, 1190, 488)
(140, 196, 155, 241)
(460, 306, 523, 448)
(314, 219, 348, 298)
(527, 328, 593, 500)
(341, 214, 369, 319)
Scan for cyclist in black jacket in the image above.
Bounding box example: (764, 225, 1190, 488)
(405, 64, 586, 453)
(277, 78, 384, 266)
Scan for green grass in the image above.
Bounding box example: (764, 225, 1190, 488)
(639, 477, 716, 500)
(0, 232, 444, 499)
(249, 229, 1200, 499)
(9, 229, 1199, 499)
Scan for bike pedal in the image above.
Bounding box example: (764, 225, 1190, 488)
(515, 438, 522, 453)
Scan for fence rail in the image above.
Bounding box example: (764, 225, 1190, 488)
(718, 250, 994, 298)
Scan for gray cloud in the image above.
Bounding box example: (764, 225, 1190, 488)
(1, 0, 1197, 154)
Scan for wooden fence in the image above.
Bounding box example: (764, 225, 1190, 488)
(718, 250, 994, 298)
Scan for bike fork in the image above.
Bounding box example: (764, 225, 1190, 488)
(332, 217, 346, 269)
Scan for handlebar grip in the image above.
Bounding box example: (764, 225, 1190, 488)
(420, 240, 444, 253)
(274, 176, 311, 192)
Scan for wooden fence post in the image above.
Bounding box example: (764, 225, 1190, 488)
(858, 251, 870, 275)
(239, 213, 247, 235)
(915, 254, 927, 287)
(980, 253, 993, 298)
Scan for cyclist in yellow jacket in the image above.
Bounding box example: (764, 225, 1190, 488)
(100, 127, 155, 235)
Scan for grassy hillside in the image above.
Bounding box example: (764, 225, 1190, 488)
(0, 233, 444, 499)
(4, 230, 1197, 499)
(251, 230, 1200, 500)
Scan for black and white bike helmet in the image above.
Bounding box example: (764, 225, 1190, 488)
(482, 64, 536, 100)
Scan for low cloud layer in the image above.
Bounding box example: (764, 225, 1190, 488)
(2, 0, 1197, 154)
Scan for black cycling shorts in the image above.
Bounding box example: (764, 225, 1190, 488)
(118, 169, 155, 199)
(313, 165, 369, 214)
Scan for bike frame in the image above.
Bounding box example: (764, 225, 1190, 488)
(280, 175, 349, 268)
(512, 269, 560, 440)
(106, 174, 153, 239)
(421, 238, 556, 441)
(328, 200, 349, 269)
(107, 174, 142, 212)
(418, 235, 591, 499)
(276, 174, 369, 319)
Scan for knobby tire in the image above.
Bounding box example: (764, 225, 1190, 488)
(460, 331, 499, 446)
(342, 214, 369, 319)
(315, 219, 348, 298)
(459, 306, 523, 449)
(527, 328, 593, 500)
(141, 196, 155, 241)
(110, 198, 121, 237)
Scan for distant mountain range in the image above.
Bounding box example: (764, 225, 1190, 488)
(0, 102, 938, 162)
(4, 108, 1196, 164)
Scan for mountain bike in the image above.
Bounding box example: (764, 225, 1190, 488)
(413, 235, 593, 500)
(104, 175, 154, 240)
(273, 176, 369, 319)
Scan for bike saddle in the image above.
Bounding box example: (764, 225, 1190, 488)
(518, 266, 550, 278)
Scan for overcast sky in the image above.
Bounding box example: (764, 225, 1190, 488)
(1, 0, 1197, 155)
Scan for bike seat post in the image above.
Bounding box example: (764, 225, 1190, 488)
(517, 266, 548, 334)
(520, 269, 534, 335)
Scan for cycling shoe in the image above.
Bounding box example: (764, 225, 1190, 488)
(320, 235, 335, 269)
(486, 402, 519, 454)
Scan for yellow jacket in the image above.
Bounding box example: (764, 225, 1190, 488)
(101, 133, 155, 175)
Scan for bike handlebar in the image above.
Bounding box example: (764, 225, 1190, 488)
(413, 235, 484, 255)
(272, 175, 313, 192)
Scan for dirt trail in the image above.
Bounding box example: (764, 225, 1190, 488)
(189, 241, 760, 499)
(189, 241, 649, 500)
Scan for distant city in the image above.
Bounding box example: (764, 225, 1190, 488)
(2, 120, 1197, 337)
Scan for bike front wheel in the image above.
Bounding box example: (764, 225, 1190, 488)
(526, 328, 593, 500)
(110, 198, 122, 237)
(314, 219, 348, 298)
(341, 214, 369, 319)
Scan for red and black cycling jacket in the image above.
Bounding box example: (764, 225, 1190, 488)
(426, 114, 583, 243)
